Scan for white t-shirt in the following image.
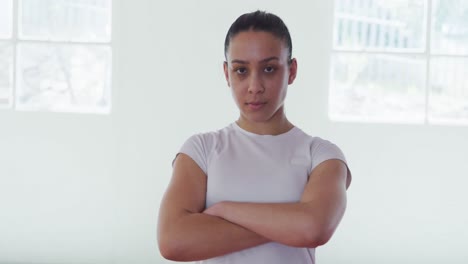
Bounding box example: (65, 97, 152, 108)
(178, 122, 351, 264)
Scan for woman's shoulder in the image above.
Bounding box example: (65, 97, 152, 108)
(182, 123, 235, 148)
(293, 127, 344, 155)
(176, 125, 234, 173)
(293, 127, 331, 144)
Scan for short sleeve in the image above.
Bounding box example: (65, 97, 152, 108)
(174, 134, 208, 174)
(310, 138, 352, 181)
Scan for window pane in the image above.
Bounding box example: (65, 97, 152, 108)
(16, 43, 111, 114)
(333, 0, 426, 51)
(0, 41, 13, 108)
(431, 0, 468, 55)
(19, 0, 111, 42)
(429, 57, 468, 125)
(0, 0, 13, 38)
(330, 53, 426, 123)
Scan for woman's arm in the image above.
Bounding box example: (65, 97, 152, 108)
(204, 159, 350, 248)
(157, 153, 269, 261)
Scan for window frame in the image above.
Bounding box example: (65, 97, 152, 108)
(329, 0, 468, 126)
(0, 0, 112, 114)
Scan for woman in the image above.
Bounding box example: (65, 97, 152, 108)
(158, 10, 352, 263)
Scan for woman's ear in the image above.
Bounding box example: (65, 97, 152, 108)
(223, 61, 231, 87)
(288, 58, 298, 85)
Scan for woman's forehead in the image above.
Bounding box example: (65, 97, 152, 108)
(227, 31, 289, 62)
(229, 31, 284, 48)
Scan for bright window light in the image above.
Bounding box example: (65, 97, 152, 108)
(16, 43, 111, 113)
(0, 0, 13, 108)
(429, 57, 468, 124)
(333, 0, 426, 52)
(330, 53, 426, 123)
(19, 0, 111, 42)
(0, 41, 13, 108)
(0, 0, 112, 114)
(330, 0, 468, 125)
(0, 0, 12, 39)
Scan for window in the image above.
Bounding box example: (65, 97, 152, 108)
(0, 0, 13, 108)
(330, 0, 468, 125)
(0, 0, 112, 113)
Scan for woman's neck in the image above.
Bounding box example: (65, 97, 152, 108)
(236, 115, 294, 136)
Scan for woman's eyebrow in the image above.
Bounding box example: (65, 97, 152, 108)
(230, 56, 280, 64)
(231, 59, 249, 64)
(260, 56, 280, 63)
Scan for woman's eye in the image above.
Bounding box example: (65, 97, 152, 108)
(264, 66, 275, 73)
(235, 68, 247, 74)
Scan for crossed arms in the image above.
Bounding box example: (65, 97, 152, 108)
(157, 153, 351, 261)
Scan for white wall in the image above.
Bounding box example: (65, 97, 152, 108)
(1, 0, 467, 263)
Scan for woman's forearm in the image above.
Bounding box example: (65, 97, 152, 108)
(204, 201, 344, 248)
(158, 211, 269, 261)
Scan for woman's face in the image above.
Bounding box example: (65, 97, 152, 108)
(224, 30, 297, 125)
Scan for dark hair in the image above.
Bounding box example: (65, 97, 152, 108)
(224, 10, 293, 61)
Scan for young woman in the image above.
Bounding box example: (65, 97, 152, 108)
(158, 10, 352, 263)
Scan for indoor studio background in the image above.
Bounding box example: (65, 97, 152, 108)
(1, 0, 467, 263)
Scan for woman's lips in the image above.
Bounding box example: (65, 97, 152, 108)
(247, 102, 266, 110)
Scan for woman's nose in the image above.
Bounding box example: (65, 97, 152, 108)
(247, 74, 265, 94)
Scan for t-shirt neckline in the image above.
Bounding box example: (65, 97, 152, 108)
(231, 122, 298, 139)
